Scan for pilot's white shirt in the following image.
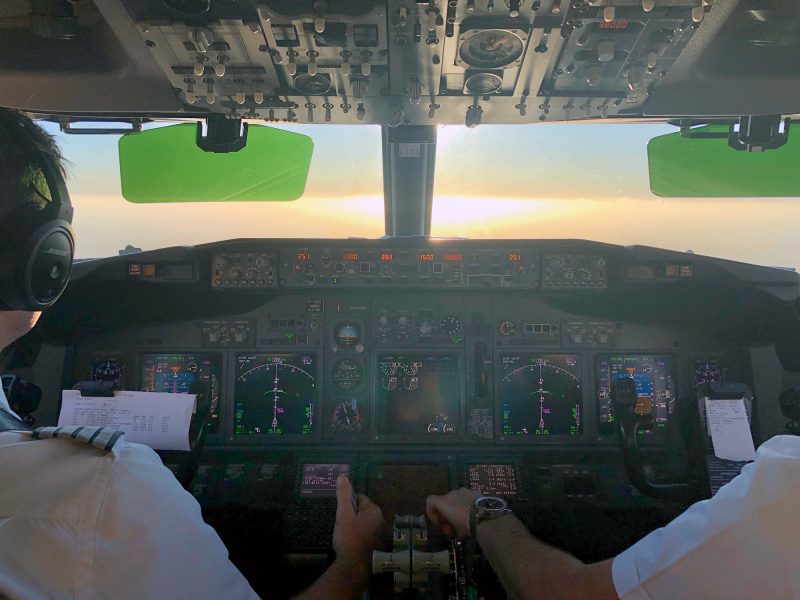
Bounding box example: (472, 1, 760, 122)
(0, 393, 258, 600)
(612, 434, 800, 599)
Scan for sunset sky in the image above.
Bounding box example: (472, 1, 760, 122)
(44, 121, 800, 270)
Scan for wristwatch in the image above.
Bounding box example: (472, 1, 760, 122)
(469, 495, 513, 540)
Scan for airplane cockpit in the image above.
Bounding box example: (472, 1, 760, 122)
(3, 0, 800, 598)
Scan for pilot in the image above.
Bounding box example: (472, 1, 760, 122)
(426, 434, 800, 600)
(0, 109, 383, 600)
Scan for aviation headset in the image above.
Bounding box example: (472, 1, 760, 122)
(0, 108, 74, 311)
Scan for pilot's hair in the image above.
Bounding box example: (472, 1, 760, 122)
(0, 108, 65, 218)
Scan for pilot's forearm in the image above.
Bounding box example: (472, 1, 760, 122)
(293, 556, 370, 600)
(476, 514, 617, 600)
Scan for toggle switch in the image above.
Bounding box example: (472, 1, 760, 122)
(193, 54, 206, 77)
(286, 50, 297, 76)
(185, 79, 196, 104)
(322, 102, 333, 122)
(214, 56, 226, 77)
(340, 50, 351, 75)
(204, 79, 215, 104)
(360, 51, 372, 76)
(307, 51, 318, 76)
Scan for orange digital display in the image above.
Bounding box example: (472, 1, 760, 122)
(380, 253, 394, 261)
(508, 254, 522, 262)
(418, 253, 435, 262)
(341, 252, 359, 261)
(297, 252, 311, 260)
(443, 253, 463, 262)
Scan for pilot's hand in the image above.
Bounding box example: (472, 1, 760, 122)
(333, 476, 384, 569)
(426, 488, 480, 538)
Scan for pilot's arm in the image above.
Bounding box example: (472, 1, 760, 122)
(428, 435, 800, 600)
(294, 476, 384, 600)
(426, 489, 615, 600)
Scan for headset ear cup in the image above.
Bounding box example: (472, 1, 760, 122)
(20, 219, 74, 310)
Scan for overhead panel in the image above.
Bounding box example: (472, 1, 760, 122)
(117, 0, 713, 125)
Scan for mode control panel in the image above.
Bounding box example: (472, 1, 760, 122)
(542, 254, 607, 289)
(212, 253, 277, 289)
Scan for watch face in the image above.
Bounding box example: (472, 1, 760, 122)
(476, 496, 508, 511)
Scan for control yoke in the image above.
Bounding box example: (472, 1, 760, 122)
(611, 378, 691, 502)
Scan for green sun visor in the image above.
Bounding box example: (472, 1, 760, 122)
(648, 123, 800, 197)
(119, 122, 313, 203)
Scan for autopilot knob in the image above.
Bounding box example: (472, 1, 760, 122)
(418, 320, 433, 335)
(379, 315, 390, 326)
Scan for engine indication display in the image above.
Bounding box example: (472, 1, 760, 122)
(375, 353, 460, 436)
(499, 354, 582, 437)
(596, 355, 676, 432)
(467, 464, 518, 497)
(234, 353, 317, 435)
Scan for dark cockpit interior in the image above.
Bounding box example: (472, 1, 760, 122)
(3, 0, 800, 598)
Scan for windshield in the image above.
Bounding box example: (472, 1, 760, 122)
(45, 122, 384, 258)
(48, 121, 800, 270)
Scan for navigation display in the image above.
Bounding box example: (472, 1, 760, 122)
(299, 463, 350, 497)
(375, 353, 460, 435)
(467, 464, 518, 497)
(234, 353, 317, 435)
(596, 355, 677, 432)
(140, 353, 220, 409)
(499, 354, 582, 437)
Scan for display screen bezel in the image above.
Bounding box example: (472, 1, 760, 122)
(495, 352, 588, 445)
(228, 351, 322, 444)
(372, 351, 465, 443)
(594, 353, 678, 439)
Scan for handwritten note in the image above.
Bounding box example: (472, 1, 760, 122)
(705, 398, 756, 462)
(59, 390, 195, 451)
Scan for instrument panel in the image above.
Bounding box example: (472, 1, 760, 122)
(73, 290, 746, 448)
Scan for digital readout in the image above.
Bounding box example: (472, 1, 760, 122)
(508, 254, 522, 262)
(418, 253, 435, 262)
(341, 252, 359, 261)
(468, 464, 518, 497)
(296, 252, 311, 260)
(380, 253, 394, 261)
(299, 463, 350, 497)
(443, 253, 463, 262)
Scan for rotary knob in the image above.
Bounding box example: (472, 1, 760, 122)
(419, 320, 433, 335)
